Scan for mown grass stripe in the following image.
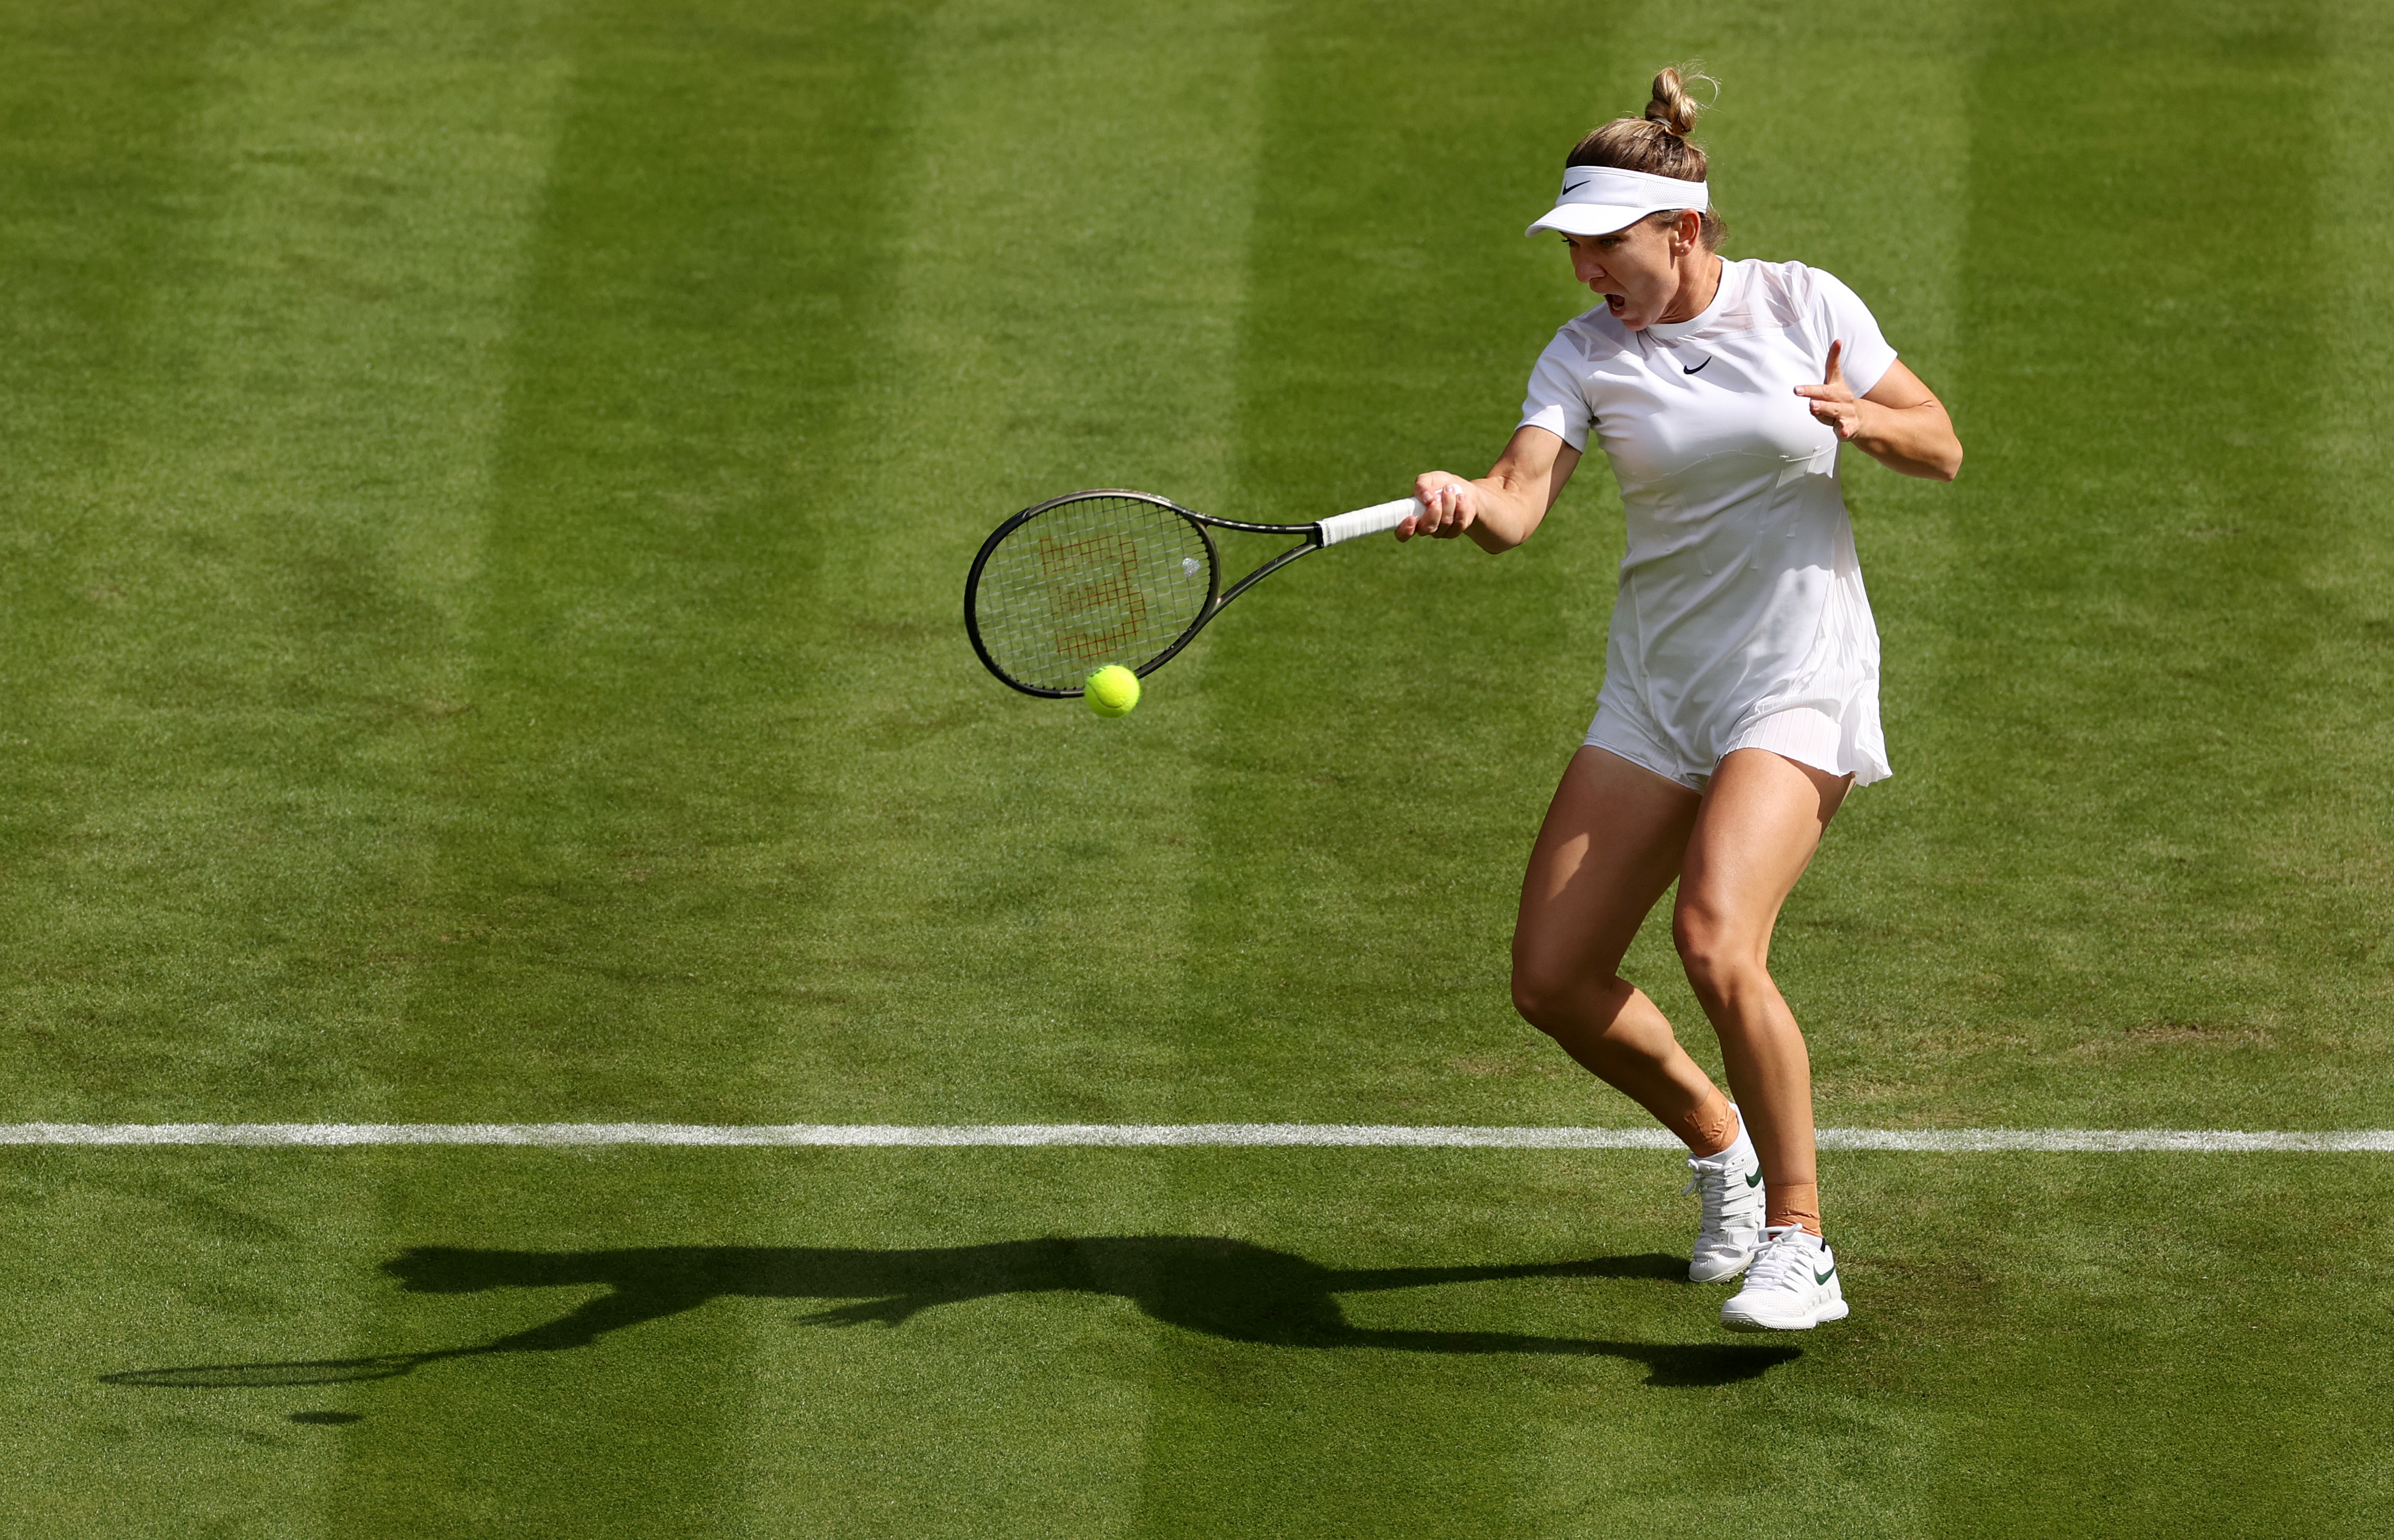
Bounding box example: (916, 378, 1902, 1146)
(4, 1123, 2388, 1151)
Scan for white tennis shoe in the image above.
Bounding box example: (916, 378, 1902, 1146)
(1720, 1225, 1848, 1331)
(1681, 1110, 1765, 1283)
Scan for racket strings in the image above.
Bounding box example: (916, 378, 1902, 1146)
(972, 495, 1213, 691)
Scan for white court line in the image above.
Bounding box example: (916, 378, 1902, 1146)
(0, 1123, 2388, 1151)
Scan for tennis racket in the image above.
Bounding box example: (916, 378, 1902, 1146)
(964, 489, 1422, 698)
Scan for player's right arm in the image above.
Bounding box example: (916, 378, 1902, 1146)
(1400, 424, 1580, 553)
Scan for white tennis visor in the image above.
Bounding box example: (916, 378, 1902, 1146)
(1524, 165, 1709, 238)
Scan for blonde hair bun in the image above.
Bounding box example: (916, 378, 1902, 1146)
(1643, 65, 1713, 139)
(1561, 65, 1724, 247)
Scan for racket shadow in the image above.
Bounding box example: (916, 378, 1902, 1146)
(102, 1351, 475, 1389)
(103, 1237, 1798, 1391)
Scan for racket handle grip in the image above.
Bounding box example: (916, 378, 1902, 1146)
(1315, 497, 1423, 547)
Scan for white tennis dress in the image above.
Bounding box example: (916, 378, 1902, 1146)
(1520, 257, 1897, 789)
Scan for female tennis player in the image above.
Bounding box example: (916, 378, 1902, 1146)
(1396, 69, 1961, 1330)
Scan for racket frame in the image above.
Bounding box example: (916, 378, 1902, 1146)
(964, 489, 1334, 699)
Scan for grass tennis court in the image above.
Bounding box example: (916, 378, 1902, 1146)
(2, 0, 2390, 1533)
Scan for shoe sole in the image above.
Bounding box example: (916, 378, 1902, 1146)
(1720, 1299, 1848, 1332)
(1687, 1256, 1753, 1284)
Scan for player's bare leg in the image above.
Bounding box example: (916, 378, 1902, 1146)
(1673, 747, 1855, 1330)
(1672, 747, 1849, 1227)
(1512, 745, 1769, 1282)
(1510, 746, 1720, 1133)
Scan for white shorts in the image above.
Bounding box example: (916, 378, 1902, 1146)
(1584, 700, 1867, 793)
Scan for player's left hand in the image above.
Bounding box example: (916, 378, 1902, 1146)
(1795, 340, 1865, 441)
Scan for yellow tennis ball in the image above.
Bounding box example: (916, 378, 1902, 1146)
(1084, 665, 1140, 718)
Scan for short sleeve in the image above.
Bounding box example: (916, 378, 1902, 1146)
(1519, 327, 1594, 452)
(1801, 268, 1897, 399)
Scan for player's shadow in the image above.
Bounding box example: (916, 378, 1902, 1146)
(103, 1237, 1797, 1390)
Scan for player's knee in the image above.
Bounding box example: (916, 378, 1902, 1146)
(1509, 956, 1580, 1034)
(1510, 957, 1631, 1037)
(1672, 903, 1761, 996)
(1509, 968, 1564, 1033)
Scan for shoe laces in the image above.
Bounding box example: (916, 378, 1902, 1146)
(1680, 1155, 1765, 1230)
(1742, 1226, 1822, 1292)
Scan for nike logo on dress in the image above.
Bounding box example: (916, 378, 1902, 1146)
(1683, 357, 1711, 375)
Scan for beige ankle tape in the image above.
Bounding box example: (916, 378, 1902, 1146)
(1766, 1181, 1821, 1236)
(1668, 1088, 1739, 1158)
